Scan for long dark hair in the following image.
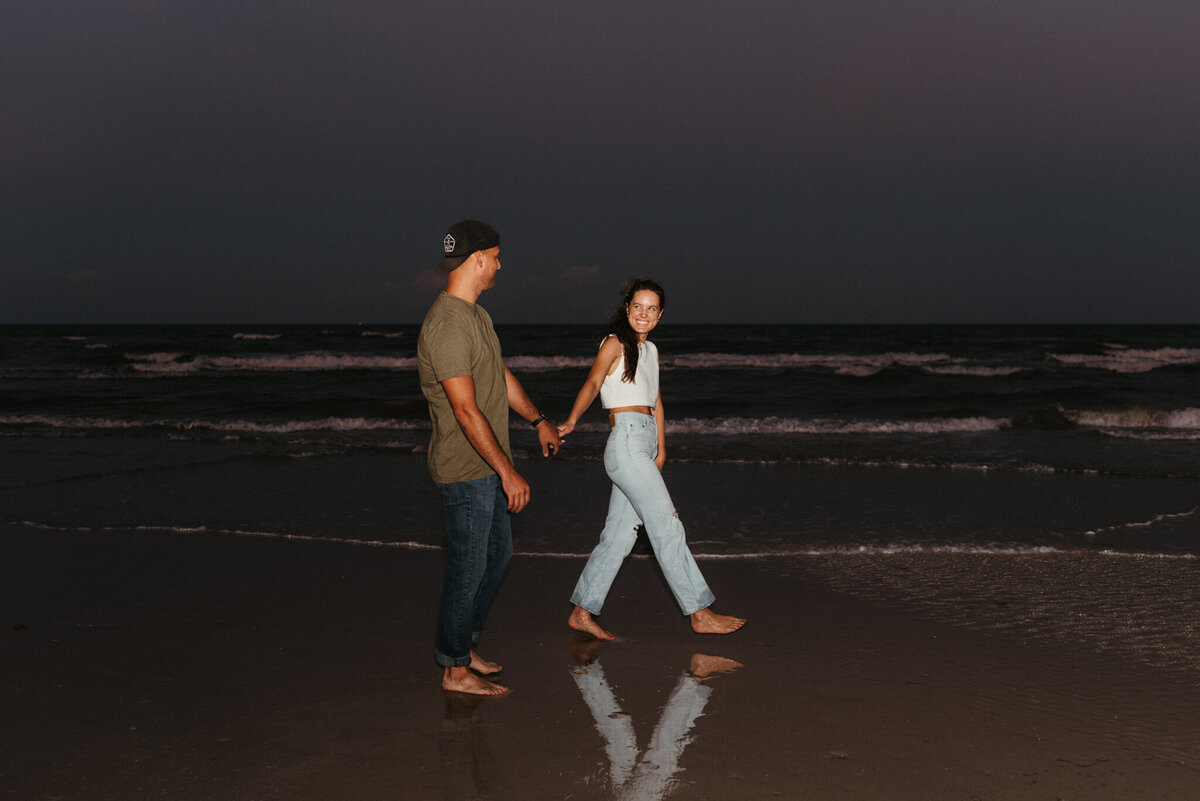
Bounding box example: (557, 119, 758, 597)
(606, 278, 666, 383)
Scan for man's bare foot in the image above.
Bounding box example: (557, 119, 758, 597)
(689, 653, 743, 679)
(469, 650, 502, 676)
(690, 607, 746, 634)
(442, 666, 508, 696)
(567, 605, 616, 641)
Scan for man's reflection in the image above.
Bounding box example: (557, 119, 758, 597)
(570, 640, 742, 800)
(439, 691, 508, 800)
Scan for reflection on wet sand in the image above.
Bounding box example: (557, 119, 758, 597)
(439, 692, 509, 800)
(570, 640, 742, 800)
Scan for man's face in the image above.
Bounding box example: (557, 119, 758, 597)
(477, 246, 501, 289)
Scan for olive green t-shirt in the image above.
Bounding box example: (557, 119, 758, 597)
(416, 293, 511, 484)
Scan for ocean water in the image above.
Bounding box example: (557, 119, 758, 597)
(7, 323, 1199, 759)
(3, 323, 1200, 558)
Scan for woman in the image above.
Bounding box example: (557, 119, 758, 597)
(557, 278, 745, 640)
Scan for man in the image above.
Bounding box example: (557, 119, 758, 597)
(417, 220, 562, 695)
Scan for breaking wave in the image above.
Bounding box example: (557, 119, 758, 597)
(1048, 347, 1200, 373)
(125, 352, 417, 373)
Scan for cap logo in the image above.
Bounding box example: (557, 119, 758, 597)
(443, 233, 456, 254)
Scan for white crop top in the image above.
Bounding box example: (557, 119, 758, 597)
(600, 338, 659, 409)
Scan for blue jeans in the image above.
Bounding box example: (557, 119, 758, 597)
(435, 474, 513, 668)
(571, 413, 715, 616)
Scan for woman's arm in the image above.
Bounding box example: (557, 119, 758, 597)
(653, 390, 666, 471)
(558, 336, 622, 437)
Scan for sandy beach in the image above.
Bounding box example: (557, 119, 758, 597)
(4, 519, 1198, 801)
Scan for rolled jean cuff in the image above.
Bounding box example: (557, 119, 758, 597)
(679, 595, 716, 616)
(435, 650, 472, 668)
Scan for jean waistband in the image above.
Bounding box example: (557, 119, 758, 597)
(608, 409, 652, 426)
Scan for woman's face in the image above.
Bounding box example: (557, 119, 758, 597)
(626, 289, 663, 340)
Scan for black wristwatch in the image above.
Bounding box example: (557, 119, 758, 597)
(530, 413, 547, 428)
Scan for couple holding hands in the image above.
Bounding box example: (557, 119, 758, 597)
(417, 220, 743, 696)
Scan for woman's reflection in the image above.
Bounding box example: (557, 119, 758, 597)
(570, 640, 742, 800)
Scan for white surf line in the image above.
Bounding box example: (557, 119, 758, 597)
(1083, 506, 1199, 537)
(5, 519, 782, 558)
(7, 519, 441, 551)
(6, 520, 1195, 560)
(1096, 549, 1198, 560)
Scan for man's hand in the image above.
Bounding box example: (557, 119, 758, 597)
(499, 468, 531, 513)
(537, 420, 564, 456)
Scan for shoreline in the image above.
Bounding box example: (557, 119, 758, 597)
(4, 523, 1199, 800)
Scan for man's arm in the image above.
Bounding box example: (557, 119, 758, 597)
(442, 375, 531, 513)
(505, 366, 564, 457)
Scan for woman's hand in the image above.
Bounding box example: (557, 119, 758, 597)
(557, 420, 575, 438)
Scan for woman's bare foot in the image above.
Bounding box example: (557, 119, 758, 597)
(442, 666, 508, 696)
(567, 605, 616, 640)
(688, 653, 744, 678)
(690, 607, 746, 634)
(469, 650, 502, 676)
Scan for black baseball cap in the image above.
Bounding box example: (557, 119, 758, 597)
(437, 220, 500, 272)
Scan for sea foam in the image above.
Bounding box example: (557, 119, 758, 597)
(125, 352, 418, 373)
(1048, 347, 1200, 373)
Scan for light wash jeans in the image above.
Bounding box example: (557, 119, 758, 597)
(571, 412, 715, 616)
(572, 659, 712, 798)
(435, 474, 512, 667)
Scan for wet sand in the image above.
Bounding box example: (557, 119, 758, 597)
(3, 523, 1198, 800)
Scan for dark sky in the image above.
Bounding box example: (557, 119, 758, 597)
(3, 1, 1198, 324)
